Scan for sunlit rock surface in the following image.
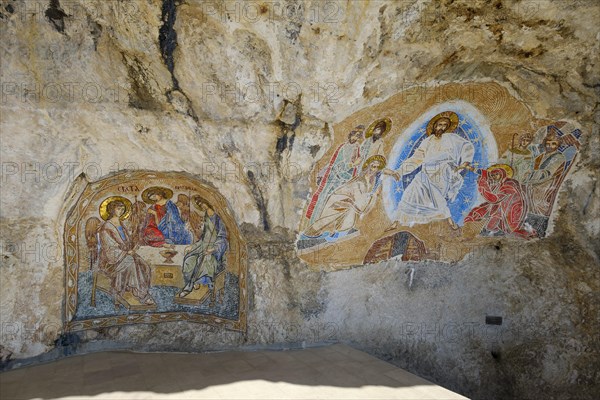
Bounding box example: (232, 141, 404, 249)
(0, 1, 598, 399)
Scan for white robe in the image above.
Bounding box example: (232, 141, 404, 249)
(394, 133, 474, 225)
(305, 173, 381, 237)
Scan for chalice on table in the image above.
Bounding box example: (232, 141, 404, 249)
(159, 249, 178, 264)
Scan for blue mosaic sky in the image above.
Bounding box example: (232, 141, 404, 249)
(384, 102, 498, 226)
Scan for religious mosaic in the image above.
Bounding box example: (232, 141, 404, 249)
(297, 82, 582, 267)
(64, 171, 247, 332)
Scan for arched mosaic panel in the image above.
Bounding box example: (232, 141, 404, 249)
(64, 171, 247, 332)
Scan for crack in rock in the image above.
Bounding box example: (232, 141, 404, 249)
(159, 0, 179, 90)
(45, 0, 68, 33)
(158, 0, 201, 124)
(246, 170, 270, 231)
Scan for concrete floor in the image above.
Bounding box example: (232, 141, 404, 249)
(0, 344, 468, 399)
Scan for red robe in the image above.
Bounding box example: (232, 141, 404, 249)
(465, 169, 534, 238)
(143, 203, 167, 246)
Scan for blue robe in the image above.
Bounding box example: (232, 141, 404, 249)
(158, 201, 192, 245)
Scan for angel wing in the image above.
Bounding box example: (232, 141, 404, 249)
(84, 217, 102, 270)
(129, 200, 147, 246)
(189, 210, 204, 242)
(175, 194, 190, 223)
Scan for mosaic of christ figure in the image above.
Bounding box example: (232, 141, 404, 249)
(141, 186, 193, 247)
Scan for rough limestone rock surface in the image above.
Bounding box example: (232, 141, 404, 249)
(1, 1, 599, 399)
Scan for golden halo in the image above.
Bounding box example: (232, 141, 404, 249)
(487, 164, 514, 179)
(141, 186, 174, 204)
(365, 117, 392, 138)
(362, 154, 387, 171)
(99, 196, 132, 221)
(426, 111, 459, 136)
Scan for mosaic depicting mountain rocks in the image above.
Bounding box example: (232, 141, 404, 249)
(64, 171, 247, 332)
(297, 82, 583, 267)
